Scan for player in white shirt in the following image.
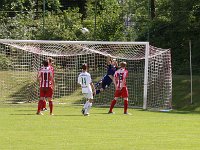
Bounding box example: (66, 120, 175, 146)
(78, 63, 96, 116)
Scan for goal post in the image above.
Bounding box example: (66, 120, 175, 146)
(143, 42, 150, 110)
(0, 39, 172, 110)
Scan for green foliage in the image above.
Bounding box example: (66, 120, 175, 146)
(141, 0, 200, 74)
(0, 0, 200, 74)
(0, 11, 38, 39)
(84, 0, 136, 41)
(35, 9, 83, 40)
(0, 54, 11, 70)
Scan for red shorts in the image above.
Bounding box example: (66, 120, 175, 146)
(40, 87, 53, 98)
(114, 87, 128, 98)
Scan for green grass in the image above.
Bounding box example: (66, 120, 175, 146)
(1, 74, 200, 149)
(172, 75, 200, 110)
(0, 71, 36, 101)
(0, 104, 200, 150)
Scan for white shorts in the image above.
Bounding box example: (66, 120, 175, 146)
(83, 93, 93, 99)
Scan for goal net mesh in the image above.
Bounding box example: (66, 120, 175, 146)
(0, 40, 172, 110)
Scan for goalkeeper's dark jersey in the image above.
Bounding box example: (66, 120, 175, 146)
(107, 64, 118, 76)
(95, 64, 118, 94)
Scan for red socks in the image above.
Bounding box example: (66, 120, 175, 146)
(109, 99, 128, 113)
(49, 101, 53, 114)
(37, 100, 43, 113)
(37, 100, 53, 114)
(124, 100, 128, 113)
(42, 100, 46, 110)
(109, 99, 116, 112)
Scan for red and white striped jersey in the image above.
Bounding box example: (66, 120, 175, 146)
(38, 66, 53, 88)
(114, 68, 128, 89)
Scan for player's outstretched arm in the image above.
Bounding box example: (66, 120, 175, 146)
(90, 82, 96, 96)
(113, 76, 118, 90)
(106, 54, 112, 65)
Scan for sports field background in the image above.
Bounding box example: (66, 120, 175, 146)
(0, 75, 200, 150)
(0, 104, 200, 150)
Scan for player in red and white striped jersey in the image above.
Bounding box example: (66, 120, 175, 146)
(36, 60, 55, 115)
(41, 57, 55, 111)
(108, 61, 130, 115)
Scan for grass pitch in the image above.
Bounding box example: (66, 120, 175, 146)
(0, 104, 200, 150)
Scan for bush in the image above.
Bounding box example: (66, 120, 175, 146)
(0, 54, 11, 70)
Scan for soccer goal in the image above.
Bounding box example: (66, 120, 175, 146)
(0, 39, 172, 110)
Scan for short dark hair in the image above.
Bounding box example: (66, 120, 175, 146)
(42, 60, 49, 67)
(82, 63, 87, 70)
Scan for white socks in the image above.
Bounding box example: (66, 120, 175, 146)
(84, 101, 92, 114)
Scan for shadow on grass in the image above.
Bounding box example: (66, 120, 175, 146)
(51, 115, 82, 117)
(10, 114, 35, 116)
(92, 112, 110, 115)
(169, 110, 200, 115)
(138, 109, 200, 115)
(16, 109, 35, 111)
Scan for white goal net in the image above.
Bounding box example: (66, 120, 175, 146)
(0, 40, 172, 110)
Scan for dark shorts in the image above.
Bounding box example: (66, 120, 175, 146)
(102, 75, 113, 89)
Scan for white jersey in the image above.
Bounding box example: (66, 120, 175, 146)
(78, 71, 93, 94)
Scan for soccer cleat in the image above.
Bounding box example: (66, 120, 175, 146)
(36, 112, 43, 115)
(84, 113, 89, 116)
(124, 112, 132, 115)
(41, 108, 48, 111)
(108, 111, 115, 114)
(50, 113, 54, 115)
(81, 108, 85, 115)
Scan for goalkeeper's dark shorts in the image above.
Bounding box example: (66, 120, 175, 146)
(101, 75, 113, 89)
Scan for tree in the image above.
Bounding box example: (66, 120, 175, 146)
(84, 0, 135, 41)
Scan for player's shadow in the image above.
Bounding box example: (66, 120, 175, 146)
(9, 109, 37, 115)
(10, 113, 36, 116)
(53, 114, 82, 117)
(16, 109, 36, 112)
(92, 112, 110, 115)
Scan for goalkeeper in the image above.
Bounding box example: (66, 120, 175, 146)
(95, 55, 118, 95)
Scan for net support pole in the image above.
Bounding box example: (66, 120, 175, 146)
(143, 42, 150, 109)
(189, 40, 193, 104)
(94, 0, 97, 41)
(42, 0, 45, 37)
